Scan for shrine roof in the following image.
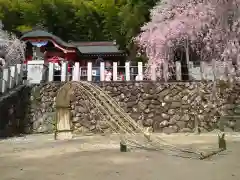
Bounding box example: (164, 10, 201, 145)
(70, 41, 124, 54)
(20, 30, 75, 48)
(20, 31, 125, 55)
(77, 45, 123, 54)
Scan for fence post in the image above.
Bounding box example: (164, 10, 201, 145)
(227, 61, 234, 82)
(125, 62, 130, 81)
(163, 62, 169, 82)
(1, 68, 10, 93)
(87, 62, 92, 81)
(100, 62, 105, 81)
(200, 61, 206, 80)
(138, 62, 143, 81)
(16, 64, 23, 85)
(14, 64, 18, 85)
(113, 62, 118, 81)
(79, 67, 82, 80)
(151, 64, 156, 81)
(175, 61, 182, 81)
(188, 61, 193, 80)
(9, 65, 16, 88)
(72, 62, 80, 81)
(0, 69, 2, 93)
(61, 61, 68, 82)
(48, 62, 54, 82)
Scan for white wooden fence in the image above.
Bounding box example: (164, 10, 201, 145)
(25, 60, 229, 84)
(27, 61, 146, 83)
(0, 60, 229, 94)
(0, 64, 24, 94)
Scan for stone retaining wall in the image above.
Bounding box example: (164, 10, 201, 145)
(28, 81, 240, 134)
(0, 85, 31, 137)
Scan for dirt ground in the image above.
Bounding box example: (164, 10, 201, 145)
(0, 132, 240, 180)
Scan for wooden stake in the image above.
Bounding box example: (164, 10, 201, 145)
(120, 137, 127, 152)
(120, 134, 127, 152)
(120, 141, 127, 152)
(218, 133, 226, 150)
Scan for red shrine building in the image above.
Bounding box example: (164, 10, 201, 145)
(20, 30, 127, 67)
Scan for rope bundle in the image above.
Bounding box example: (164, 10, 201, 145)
(66, 81, 225, 159)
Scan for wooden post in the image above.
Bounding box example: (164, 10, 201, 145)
(14, 64, 18, 85)
(72, 62, 80, 81)
(120, 140, 127, 152)
(48, 62, 54, 82)
(9, 65, 16, 88)
(151, 64, 156, 81)
(200, 61, 206, 80)
(100, 62, 105, 81)
(0, 69, 2, 93)
(163, 61, 168, 82)
(87, 62, 92, 81)
(61, 62, 68, 82)
(218, 133, 226, 150)
(138, 62, 143, 81)
(175, 61, 182, 81)
(1, 68, 10, 93)
(16, 64, 23, 85)
(79, 67, 82, 80)
(185, 39, 190, 74)
(188, 61, 193, 80)
(125, 62, 130, 81)
(120, 134, 127, 152)
(212, 59, 217, 82)
(113, 62, 118, 81)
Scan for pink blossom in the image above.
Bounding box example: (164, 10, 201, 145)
(136, 0, 240, 79)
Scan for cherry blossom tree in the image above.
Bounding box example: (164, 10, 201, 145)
(0, 21, 25, 68)
(136, 0, 240, 79)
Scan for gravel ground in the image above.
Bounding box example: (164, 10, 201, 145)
(0, 133, 240, 180)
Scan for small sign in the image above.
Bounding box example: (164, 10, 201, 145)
(27, 60, 45, 84)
